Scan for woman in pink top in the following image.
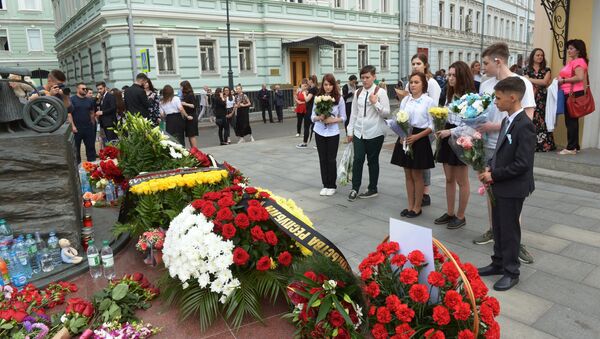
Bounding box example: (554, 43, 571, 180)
(557, 39, 589, 154)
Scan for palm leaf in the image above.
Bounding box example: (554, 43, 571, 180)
(223, 276, 263, 330)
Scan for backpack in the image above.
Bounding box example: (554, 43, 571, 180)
(356, 86, 380, 98)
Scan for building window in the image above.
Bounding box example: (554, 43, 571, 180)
(458, 52, 463, 61)
(512, 21, 516, 40)
(487, 14, 491, 35)
(419, 0, 425, 24)
(475, 53, 479, 62)
(0, 0, 6, 10)
(449, 51, 454, 64)
(438, 50, 443, 71)
(88, 48, 94, 80)
(466, 9, 473, 32)
(438, 2, 444, 27)
(494, 16, 498, 36)
(199, 40, 217, 72)
(101, 42, 109, 77)
(379, 46, 389, 71)
(380, 0, 388, 13)
(26, 28, 43, 51)
(476, 11, 480, 33)
(72, 56, 78, 81)
(286, 0, 303, 3)
(156, 38, 176, 74)
(357, 0, 367, 11)
(467, 52, 471, 62)
(19, 0, 41, 10)
(500, 18, 504, 38)
(519, 23, 523, 42)
(459, 7, 464, 30)
(334, 44, 344, 70)
(78, 53, 83, 79)
(238, 41, 253, 72)
(0, 29, 9, 51)
(333, 0, 342, 8)
(449, 5, 455, 29)
(357, 45, 368, 69)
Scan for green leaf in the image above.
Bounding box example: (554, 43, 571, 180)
(111, 283, 129, 301)
(99, 298, 112, 312)
(332, 328, 339, 337)
(315, 298, 332, 324)
(332, 298, 353, 326)
(0, 323, 13, 330)
(343, 293, 352, 303)
(312, 299, 321, 307)
(108, 303, 122, 320)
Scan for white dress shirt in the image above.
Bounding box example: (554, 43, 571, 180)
(347, 85, 391, 139)
(405, 78, 441, 106)
(311, 96, 347, 137)
(400, 94, 434, 130)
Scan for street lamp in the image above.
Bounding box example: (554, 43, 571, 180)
(226, 0, 234, 90)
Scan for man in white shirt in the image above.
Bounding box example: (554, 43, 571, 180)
(347, 65, 391, 201)
(472, 43, 536, 265)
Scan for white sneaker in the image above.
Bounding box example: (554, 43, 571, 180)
(319, 188, 328, 196)
(295, 133, 300, 137)
(249, 135, 255, 142)
(326, 188, 336, 196)
(296, 143, 307, 149)
(312, 146, 317, 150)
(237, 138, 245, 144)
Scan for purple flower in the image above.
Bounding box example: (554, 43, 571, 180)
(23, 320, 33, 332)
(32, 323, 49, 339)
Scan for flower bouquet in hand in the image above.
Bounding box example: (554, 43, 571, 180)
(429, 107, 449, 160)
(315, 95, 335, 128)
(448, 93, 494, 128)
(388, 110, 413, 159)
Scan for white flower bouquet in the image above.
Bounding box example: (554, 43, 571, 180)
(314, 95, 335, 119)
(386, 110, 413, 158)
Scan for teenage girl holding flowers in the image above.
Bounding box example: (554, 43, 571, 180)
(391, 72, 435, 218)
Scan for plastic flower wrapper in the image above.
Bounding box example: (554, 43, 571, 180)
(337, 143, 353, 186)
(429, 107, 449, 160)
(448, 93, 494, 128)
(386, 110, 413, 158)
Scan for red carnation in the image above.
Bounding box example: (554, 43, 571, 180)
(371, 323, 389, 339)
(394, 303, 415, 322)
(244, 187, 258, 195)
(202, 192, 222, 201)
(277, 251, 292, 267)
(328, 310, 345, 328)
(361, 267, 373, 281)
(390, 253, 407, 267)
(483, 297, 500, 316)
(377, 241, 399, 255)
(484, 320, 500, 339)
(458, 329, 475, 339)
(201, 203, 217, 218)
(364, 281, 380, 298)
(424, 329, 446, 339)
(408, 284, 429, 303)
(368, 305, 376, 316)
(250, 226, 265, 242)
(432, 305, 451, 326)
(385, 295, 401, 312)
(453, 301, 471, 321)
(441, 261, 460, 282)
(256, 256, 271, 271)
(304, 271, 317, 281)
(395, 323, 415, 337)
(376, 306, 392, 324)
(234, 213, 250, 229)
(470, 278, 489, 299)
(368, 252, 386, 266)
(233, 247, 250, 266)
(400, 268, 419, 285)
(444, 290, 463, 309)
(221, 223, 236, 239)
(407, 250, 426, 267)
(427, 271, 446, 287)
(265, 231, 278, 246)
(216, 207, 234, 221)
(462, 262, 480, 282)
(480, 304, 495, 325)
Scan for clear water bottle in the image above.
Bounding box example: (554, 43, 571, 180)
(9, 250, 27, 289)
(47, 232, 62, 266)
(78, 166, 92, 194)
(87, 240, 102, 279)
(39, 249, 54, 273)
(0, 245, 10, 263)
(24, 234, 40, 274)
(0, 219, 13, 248)
(14, 236, 32, 278)
(101, 240, 115, 280)
(117, 184, 124, 199)
(34, 232, 47, 268)
(105, 181, 116, 204)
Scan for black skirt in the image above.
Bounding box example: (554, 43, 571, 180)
(235, 107, 252, 137)
(436, 122, 466, 166)
(391, 127, 435, 169)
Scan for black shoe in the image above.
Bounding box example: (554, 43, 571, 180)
(401, 209, 409, 217)
(406, 210, 422, 218)
(358, 190, 378, 199)
(347, 190, 358, 202)
(447, 217, 466, 230)
(477, 264, 504, 277)
(493, 275, 519, 291)
(270, 120, 275, 123)
(434, 213, 453, 225)
(422, 194, 431, 206)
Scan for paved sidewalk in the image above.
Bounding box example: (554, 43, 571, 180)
(203, 134, 600, 339)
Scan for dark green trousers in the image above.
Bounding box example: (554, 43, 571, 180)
(351, 135, 385, 192)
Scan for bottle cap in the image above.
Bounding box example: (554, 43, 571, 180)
(102, 240, 109, 246)
(0, 219, 5, 224)
(88, 239, 95, 245)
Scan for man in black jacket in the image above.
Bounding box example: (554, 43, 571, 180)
(259, 84, 273, 123)
(477, 77, 535, 292)
(342, 75, 357, 133)
(95, 81, 118, 142)
(124, 73, 150, 118)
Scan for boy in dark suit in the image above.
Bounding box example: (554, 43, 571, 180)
(477, 77, 536, 291)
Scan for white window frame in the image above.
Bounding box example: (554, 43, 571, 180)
(357, 44, 368, 69)
(238, 40, 254, 73)
(380, 0, 389, 13)
(101, 41, 109, 78)
(78, 53, 84, 79)
(88, 48, 95, 80)
(438, 50, 443, 71)
(334, 44, 345, 71)
(459, 7, 464, 31)
(26, 28, 43, 52)
(0, 28, 10, 52)
(438, 2, 444, 27)
(476, 11, 481, 33)
(419, 0, 425, 24)
(0, 0, 7, 11)
(18, 0, 42, 11)
(72, 56, 78, 81)
(357, 0, 367, 11)
(467, 52, 471, 62)
(379, 45, 389, 71)
(155, 38, 177, 75)
(199, 39, 219, 73)
(449, 4, 455, 29)
(449, 51, 454, 64)
(333, 0, 344, 9)
(458, 52, 463, 61)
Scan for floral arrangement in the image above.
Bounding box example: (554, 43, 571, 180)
(430, 107, 449, 160)
(98, 146, 120, 161)
(190, 147, 213, 167)
(285, 254, 365, 339)
(128, 170, 228, 195)
(160, 138, 189, 159)
(448, 93, 494, 127)
(81, 146, 125, 192)
(389, 110, 413, 158)
(58, 298, 95, 336)
(136, 228, 166, 252)
(82, 191, 105, 205)
(359, 241, 500, 339)
(314, 95, 335, 118)
(86, 321, 161, 339)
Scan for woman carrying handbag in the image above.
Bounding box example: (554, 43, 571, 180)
(557, 39, 595, 155)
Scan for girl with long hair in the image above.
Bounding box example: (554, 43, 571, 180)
(234, 85, 253, 143)
(180, 80, 198, 148)
(311, 74, 347, 196)
(294, 79, 308, 137)
(110, 88, 126, 122)
(434, 61, 475, 229)
(213, 87, 229, 145)
(391, 72, 435, 218)
(159, 85, 191, 146)
(223, 86, 235, 143)
(144, 78, 161, 126)
(297, 75, 318, 148)
(471, 61, 482, 92)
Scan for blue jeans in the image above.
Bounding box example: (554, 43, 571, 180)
(74, 125, 97, 164)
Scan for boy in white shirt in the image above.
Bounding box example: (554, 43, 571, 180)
(472, 43, 536, 265)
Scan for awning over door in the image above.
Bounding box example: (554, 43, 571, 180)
(282, 36, 338, 48)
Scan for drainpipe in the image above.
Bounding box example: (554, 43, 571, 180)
(524, 0, 531, 63)
(127, 0, 137, 81)
(397, 0, 403, 82)
(480, 0, 486, 58)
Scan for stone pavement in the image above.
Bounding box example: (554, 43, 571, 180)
(202, 134, 600, 339)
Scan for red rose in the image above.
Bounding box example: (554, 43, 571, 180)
(395, 323, 415, 337)
(371, 323, 389, 339)
(470, 278, 489, 299)
(277, 251, 292, 267)
(484, 320, 500, 339)
(247, 199, 262, 207)
(309, 287, 321, 295)
(258, 191, 270, 199)
(458, 329, 475, 339)
(191, 199, 205, 210)
(0, 310, 13, 321)
(376, 306, 392, 324)
(256, 256, 271, 271)
(453, 301, 471, 321)
(399, 268, 419, 285)
(427, 271, 446, 287)
(408, 284, 429, 303)
(222, 223, 236, 239)
(441, 261, 460, 282)
(201, 203, 217, 218)
(443, 290, 463, 309)
(361, 267, 373, 281)
(250, 226, 265, 242)
(337, 327, 350, 339)
(304, 271, 317, 281)
(264, 231, 278, 246)
(244, 187, 258, 195)
(432, 305, 451, 326)
(216, 207, 234, 221)
(234, 213, 250, 229)
(407, 250, 426, 267)
(217, 196, 236, 208)
(287, 281, 308, 304)
(328, 310, 345, 328)
(247, 206, 269, 222)
(390, 254, 407, 267)
(394, 303, 415, 322)
(233, 247, 250, 266)
(132, 272, 143, 281)
(82, 303, 95, 317)
(364, 281, 380, 298)
(424, 329, 446, 339)
(385, 295, 401, 312)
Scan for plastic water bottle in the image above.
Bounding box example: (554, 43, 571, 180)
(25, 234, 40, 274)
(87, 240, 102, 279)
(78, 166, 92, 194)
(9, 250, 27, 289)
(101, 240, 115, 280)
(14, 236, 32, 278)
(117, 184, 124, 199)
(34, 232, 47, 268)
(105, 181, 116, 204)
(0, 219, 13, 248)
(0, 246, 10, 263)
(0, 257, 9, 285)
(39, 249, 54, 273)
(47, 232, 62, 266)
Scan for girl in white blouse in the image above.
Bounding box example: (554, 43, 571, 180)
(159, 84, 192, 146)
(391, 72, 435, 218)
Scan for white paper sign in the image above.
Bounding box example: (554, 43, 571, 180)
(389, 218, 438, 302)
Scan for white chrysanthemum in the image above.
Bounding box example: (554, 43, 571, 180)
(163, 205, 239, 303)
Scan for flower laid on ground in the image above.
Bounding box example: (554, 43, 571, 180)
(285, 254, 365, 339)
(430, 107, 449, 160)
(98, 145, 120, 161)
(359, 241, 500, 338)
(448, 93, 494, 128)
(128, 169, 228, 195)
(60, 297, 95, 335)
(136, 228, 166, 252)
(88, 320, 161, 339)
(189, 147, 213, 167)
(160, 138, 190, 159)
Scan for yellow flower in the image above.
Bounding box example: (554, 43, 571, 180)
(129, 169, 228, 195)
(270, 257, 277, 270)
